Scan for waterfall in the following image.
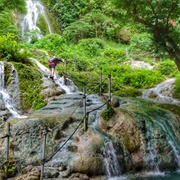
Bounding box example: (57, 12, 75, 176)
(102, 140, 121, 177)
(0, 62, 4, 89)
(20, 0, 52, 40)
(0, 62, 26, 118)
(87, 95, 122, 178)
(145, 120, 160, 172)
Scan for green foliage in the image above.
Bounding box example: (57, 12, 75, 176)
(0, 11, 20, 35)
(130, 33, 154, 52)
(13, 63, 46, 112)
(0, 33, 32, 64)
(4, 63, 13, 86)
(173, 73, 180, 100)
(31, 33, 67, 56)
(82, 11, 119, 40)
(112, 0, 180, 70)
(0, 0, 26, 13)
(63, 20, 94, 42)
(113, 86, 142, 97)
(48, 0, 89, 31)
(100, 107, 115, 121)
(77, 38, 105, 57)
(121, 69, 164, 89)
(66, 71, 100, 94)
(103, 47, 127, 63)
(101, 65, 164, 89)
(156, 60, 178, 76)
(37, 14, 51, 35)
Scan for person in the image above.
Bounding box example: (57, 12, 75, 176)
(48, 56, 62, 80)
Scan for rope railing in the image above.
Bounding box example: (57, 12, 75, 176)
(44, 100, 109, 163)
(51, 96, 84, 131)
(50, 67, 108, 132)
(0, 66, 112, 180)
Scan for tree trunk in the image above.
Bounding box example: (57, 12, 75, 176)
(165, 36, 180, 70)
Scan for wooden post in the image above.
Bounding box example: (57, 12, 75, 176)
(63, 58, 67, 85)
(99, 67, 102, 96)
(41, 127, 47, 180)
(74, 57, 77, 71)
(96, 58, 98, 67)
(64, 58, 67, 74)
(83, 87, 87, 132)
(5, 123, 10, 178)
(107, 73, 111, 109)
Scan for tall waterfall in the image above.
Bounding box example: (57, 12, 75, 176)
(20, 0, 52, 40)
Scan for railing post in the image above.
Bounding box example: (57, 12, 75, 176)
(107, 73, 111, 109)
(64, 58, 67, 74)
(83, 87, 88, 132)
(41, 127, 47, 180)
(96, 58, 98, 68)
(99, 67, 102, 96)
(5, 122, 10, 178)
(74, 57, 77, 71)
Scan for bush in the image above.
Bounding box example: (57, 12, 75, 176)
(77, 38, 105, 57)
(32, 33, 67, 55)
(0, 33, 31, 64)
(129, 33, 154, 52)
(173, 73, 180, 100)
(121, 69, 164, 89)
(157, 59, 178, 76)
(63, 20, 94, 42)
(103, 47, 127, 63)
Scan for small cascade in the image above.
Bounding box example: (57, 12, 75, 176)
(155, 119, 180, 168)
(146, 139, 160, 171)
(168, 140, 180, 168)
(0, 62, 26, 118)
(0, 62, 4, 89)
(145, 120, 160, 172)
(87, 95, 121, 178)
(21, 0, 52, 40)
(33, 58, 78, 94)
(142, 78, 180, 105)
(144, 110, 180, 170)
(102, 140, 121, 177)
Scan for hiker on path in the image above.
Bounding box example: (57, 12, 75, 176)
(48, 56, 63, 80)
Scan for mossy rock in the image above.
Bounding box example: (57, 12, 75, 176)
(100, 107, 115, 121)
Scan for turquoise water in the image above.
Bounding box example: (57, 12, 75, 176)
(135, 173, 180, 180)
(108, 171, 180, 180)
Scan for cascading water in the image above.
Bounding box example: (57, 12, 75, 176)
(0, 62, 26, 118)
(87, 95, 122, 178)
(146, 133, 160, 172)
(20, 0, 52, 41)
(153, 116, 180, 168)
(142, 78, 180, 105)
(102, 140, 121, 177)
(33, 58, 78, 94)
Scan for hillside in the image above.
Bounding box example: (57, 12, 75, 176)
(0, 0, 180, 112)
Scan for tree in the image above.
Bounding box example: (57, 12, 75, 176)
(113, 0, 180, 70)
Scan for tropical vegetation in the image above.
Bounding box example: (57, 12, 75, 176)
(0, 0, 180, 111)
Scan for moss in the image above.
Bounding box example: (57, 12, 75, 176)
(113, 86, 142, 97)
(100, 107, 115, 121)
(13, 62, 46, 112)
(37, 14, 50, 35)
(4, 63, 12, 86)
(0, 156, 16, 178)
(157, 104, 180, 117)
